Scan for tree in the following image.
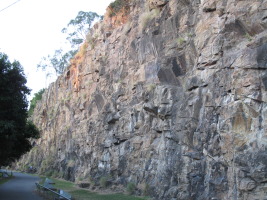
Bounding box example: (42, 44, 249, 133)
(0, 53, 39, 166)
(37, 49, 77, 76)
(38, 11, 101, 76)
(62, 11, 101, 48)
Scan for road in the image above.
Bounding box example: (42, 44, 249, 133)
(0, 172, 43, 200)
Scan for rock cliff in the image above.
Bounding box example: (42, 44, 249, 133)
(17, 0, 267, 199)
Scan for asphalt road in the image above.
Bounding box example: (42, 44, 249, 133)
(0, 172, 43, 200)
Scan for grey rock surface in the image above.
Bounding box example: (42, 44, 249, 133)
(16, 0, 267, 199)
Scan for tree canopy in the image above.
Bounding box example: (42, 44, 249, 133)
(38, 11, 101, 77)
(62, 11, 100, 48)
(0, 53, 39, 166)
(37, 49, 77, 76)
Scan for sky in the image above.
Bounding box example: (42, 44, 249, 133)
(0, 0, 112, 99)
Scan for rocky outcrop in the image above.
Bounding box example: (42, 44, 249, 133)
(17, 0, 267, 199)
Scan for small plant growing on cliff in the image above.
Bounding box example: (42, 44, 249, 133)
(139, 8, 160, 32)
(126, 182, 136, 194)
(177, 37, 186, 46)
(147, 84, 156, 92)
(187, 32, 194, 38)
(245, 33, 253, 42)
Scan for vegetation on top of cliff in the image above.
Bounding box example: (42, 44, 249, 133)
(70, 42, 88, 68)
(62, 11, 101, 48)
(37, 49, 77, 76)
(28, 88, 45, 117)
(139, 7, 160, 32)
(108, 0, 131, 17)
(0, 53, 40, 166)
(38, 11, 101, 77)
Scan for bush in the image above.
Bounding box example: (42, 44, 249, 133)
(126, 182, 136, 194)
(99, 176, 108, 188)
(176, 37, 186, 46)
(45, 170, 53, 177)
(28, 89, 45, 116)
(139, 9, 160, 32)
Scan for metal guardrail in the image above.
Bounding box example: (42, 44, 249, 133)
(0, 169, 12, 178)
(36, 182, 72, 200)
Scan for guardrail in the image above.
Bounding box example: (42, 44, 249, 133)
(0, 169, 12, 178)
(36, 182, 72, 200)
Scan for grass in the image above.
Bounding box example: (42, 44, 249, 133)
(40, 177, 148, 200)
(139, 8, 160, 32)
(176, 37, 186, 46)
(50, 178, 75, 190)
(245, 33, 253, 41)
(71, 190, 147, 200)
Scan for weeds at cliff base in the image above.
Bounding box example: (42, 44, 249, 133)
(40, 177, 149, 200)
(126, 182, 136, 194)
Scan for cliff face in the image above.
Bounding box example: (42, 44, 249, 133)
(17, 0, 267, 199)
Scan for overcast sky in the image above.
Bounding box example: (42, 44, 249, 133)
(0, 0, 112, 98)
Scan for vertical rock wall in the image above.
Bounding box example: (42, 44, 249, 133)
(17, 0, 267, 199)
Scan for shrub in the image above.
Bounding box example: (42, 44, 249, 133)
(245, 33, 253, 41)
(52, 171, 60, 178)
(176, 37, 186, 46)
(147, 84, 156, 92)
(139, 8, 160, 32)
(99, 176, 108, 188)
(126, 182, 136, 194)
(45, 170, 53, 177)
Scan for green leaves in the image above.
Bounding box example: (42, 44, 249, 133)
(28, 88, 45, 117)
(37, 49, 77, 76)
(25, 121, 40, 139)
(62, 11, 101, 48)
(38, 11, 100, 76)
(0, 53, 40, 166)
